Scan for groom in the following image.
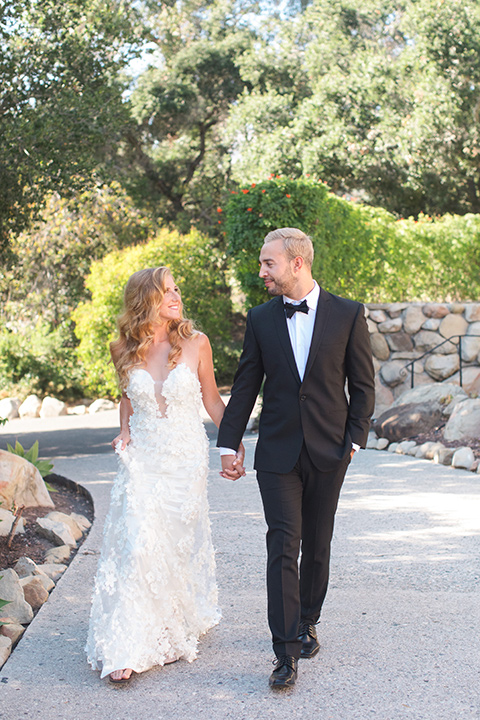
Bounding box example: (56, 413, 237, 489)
(218, 228, 375, 689)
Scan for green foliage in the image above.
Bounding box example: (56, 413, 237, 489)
(73, 227, 239, 396)
(225, 0, 480, 219)
(0, 0, 142, 255)
(1, 183, 155, 330)
(0, 321, 85, 401)
(226, 178, 480, 306)
(122, 0, 257, 232)
(6, 440, 54, 478)
(226, 177, 396, 306)
(394, 213, 480, 300)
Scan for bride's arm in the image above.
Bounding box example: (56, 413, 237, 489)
(197, 333, 226, 428)
(111, 393, 133, 450)
(197, 334, 245, 473)
(110, 346, 132, 450)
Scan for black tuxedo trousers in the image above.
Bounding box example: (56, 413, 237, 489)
(217, 288, 375, 657)
(258, 445, 350, 657)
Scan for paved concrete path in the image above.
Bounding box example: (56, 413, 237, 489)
(1, 413, 479, 720)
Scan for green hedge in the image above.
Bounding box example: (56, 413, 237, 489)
(225, 178, 480, 307)
(0, 321, 84, 401)
(72, 227, 239, 398)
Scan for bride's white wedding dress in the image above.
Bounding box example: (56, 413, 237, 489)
(85, 363, 221, 678)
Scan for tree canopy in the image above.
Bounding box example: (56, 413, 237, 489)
(0, 0, 141, 255)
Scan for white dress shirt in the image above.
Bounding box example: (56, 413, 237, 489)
(284, 281, 319, 381)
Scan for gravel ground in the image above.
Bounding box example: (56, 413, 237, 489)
(0, 420, 479, 720)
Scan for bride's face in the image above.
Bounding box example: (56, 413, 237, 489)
(157, 274, 182, 323)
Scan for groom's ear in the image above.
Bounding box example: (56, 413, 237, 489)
(292, 256, 304, 273)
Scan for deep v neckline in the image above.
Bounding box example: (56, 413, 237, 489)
(134, 362, 193, 387)
(131, 364, 199, 416)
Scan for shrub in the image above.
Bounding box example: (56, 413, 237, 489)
(225, 178, 480, 307)
(0, 321, 85, 401)
(73, 227, 239, 397)
(225, 177, 396, 307)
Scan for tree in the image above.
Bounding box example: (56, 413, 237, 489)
(225, 0, 480, 218)
(122, 0, 258, 231)
(0, 183, 154, 330)
(0, 0, 141, 256)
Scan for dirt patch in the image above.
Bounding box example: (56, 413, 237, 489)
(0, 474, 94, 572)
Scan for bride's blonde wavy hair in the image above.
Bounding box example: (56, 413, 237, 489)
(110, 267, 195, 388)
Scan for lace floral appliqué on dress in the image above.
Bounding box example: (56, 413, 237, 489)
(85, 363, 221, 678)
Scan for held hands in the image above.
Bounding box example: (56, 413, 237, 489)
(220, 442, 246, 481)
(111, 430, 130, 451)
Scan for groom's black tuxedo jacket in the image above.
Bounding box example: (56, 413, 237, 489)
(217, 287, 375, 474)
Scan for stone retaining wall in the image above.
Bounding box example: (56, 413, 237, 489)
(365, 302, 480, 416)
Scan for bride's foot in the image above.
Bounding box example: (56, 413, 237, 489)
(109, 668, 133, 684)
(164, 655, 178, 665)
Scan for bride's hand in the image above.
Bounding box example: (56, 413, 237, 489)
(232, 442, 246, 477)
(112, 430, 130, 451)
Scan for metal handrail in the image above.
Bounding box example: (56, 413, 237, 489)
(401, 334, 480, 388)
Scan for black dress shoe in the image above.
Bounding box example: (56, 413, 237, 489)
(297, 621, 320, 659)
(269, 655, 298, 689)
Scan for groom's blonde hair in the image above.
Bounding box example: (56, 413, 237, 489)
(264, 228, 314, 268)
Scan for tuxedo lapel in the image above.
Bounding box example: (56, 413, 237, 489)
(303, 287, 331, 381)
(272, 296, 301, 384)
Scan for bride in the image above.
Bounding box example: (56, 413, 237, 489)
(85, 266, 245, 683)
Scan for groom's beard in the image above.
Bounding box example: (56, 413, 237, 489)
(265, 268, 297, 297)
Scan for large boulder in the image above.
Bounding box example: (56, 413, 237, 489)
(464, 303, 480, 322)
(20, 576, 49, 610)
(0, 450, 54, 509)
(44, 545, 71, 564)
(460, 336, 480, 362)
(444, 399, 480, 442)
(386, 333, 414, 352)
(373, 403, 444, 442)
(0, 509, 25, 536)
(448, 368, 480, 396)
(380, 360, 408, 387)
(36, 563, 67, 582)
(88, 399, 116, 413)
(0, 618, 25, 645)
(370, 333, 390, 361)
(374, 379, 394, 418)
(404, 306, 426, 334)
(43, 511, 83, 541)
(451, 447, 475, 471)
(18, 395, 42, 418)
(13, 557, 53, 588)
(391, 383, 468, 412)
(0, 636, 12, 667)
(378, 318, 403, 333)
(424, 354, 459, 381)
(423, 304, 449, 318)
(375, 384, 467, 442)
(439, 313, 468, 340)
(35, 517, 77, 547)
(0, 569, 34, 624)
(0, 398, 20, 421)
(39, 396, 67, 419)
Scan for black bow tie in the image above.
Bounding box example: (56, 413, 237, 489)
(284, 299, 309, 319)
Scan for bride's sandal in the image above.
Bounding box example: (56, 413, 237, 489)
(109, 668, 134, 684)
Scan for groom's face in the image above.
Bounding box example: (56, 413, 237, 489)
(259, 239, 296, 297)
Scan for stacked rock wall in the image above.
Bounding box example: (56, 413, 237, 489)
(365, 302, 480, 416)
